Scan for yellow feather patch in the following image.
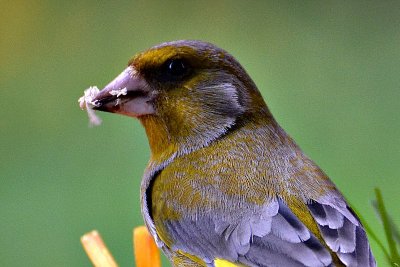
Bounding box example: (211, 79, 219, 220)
(174, 250, 207, 266)
(130, 45, 197, 71)
(214, 258, 243, 267)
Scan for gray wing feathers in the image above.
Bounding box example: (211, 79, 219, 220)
(165, 202, 280, 263)
(308, 201, 376, 266)
(163, 197, 375, 266)
(165, 198, 333, 266)
(166, 217, 238, 263)
(243, 234, 331, 267)
(242, 199, 332, 267)
(308, 201, 355, 253)
(272, 200, 310, 242)
(338, 226, 372, 266)
(239, 239, 307, 267)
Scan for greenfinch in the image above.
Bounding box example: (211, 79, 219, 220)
(87, 40, 376, 266)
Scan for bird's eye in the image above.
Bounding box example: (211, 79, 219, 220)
(167, 59, 187, 76)
(160, 58, 190, 81)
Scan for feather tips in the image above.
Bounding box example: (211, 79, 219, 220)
(308, 201, 376, 266)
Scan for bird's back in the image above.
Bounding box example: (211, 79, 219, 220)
(144, 118, 376, 266)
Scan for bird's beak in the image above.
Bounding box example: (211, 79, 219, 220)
(92, 66, 155, 117)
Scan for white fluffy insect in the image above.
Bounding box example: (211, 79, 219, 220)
(109, 87, 127, 98)
(78, 86, 102, 127)
(78, 86, 128, 127)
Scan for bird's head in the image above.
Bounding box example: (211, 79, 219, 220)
(93, 40, 272, 159)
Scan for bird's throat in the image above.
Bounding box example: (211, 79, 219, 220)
(139, 115, 179, 162)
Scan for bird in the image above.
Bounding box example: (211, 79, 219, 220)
(89, 40, 376, 267)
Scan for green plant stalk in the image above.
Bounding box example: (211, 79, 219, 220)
(375, 188, 400, 265)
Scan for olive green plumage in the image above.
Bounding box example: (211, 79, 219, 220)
(92, 40, 376, 267)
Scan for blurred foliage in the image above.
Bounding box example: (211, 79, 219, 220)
(1, 1, 399, 266)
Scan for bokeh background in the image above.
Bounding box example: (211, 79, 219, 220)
(1, 1, 399, 266)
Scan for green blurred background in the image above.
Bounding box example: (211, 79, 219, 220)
(1, 1, 399, 266)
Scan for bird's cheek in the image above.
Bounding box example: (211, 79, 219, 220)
(115, 97, 155, 118)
